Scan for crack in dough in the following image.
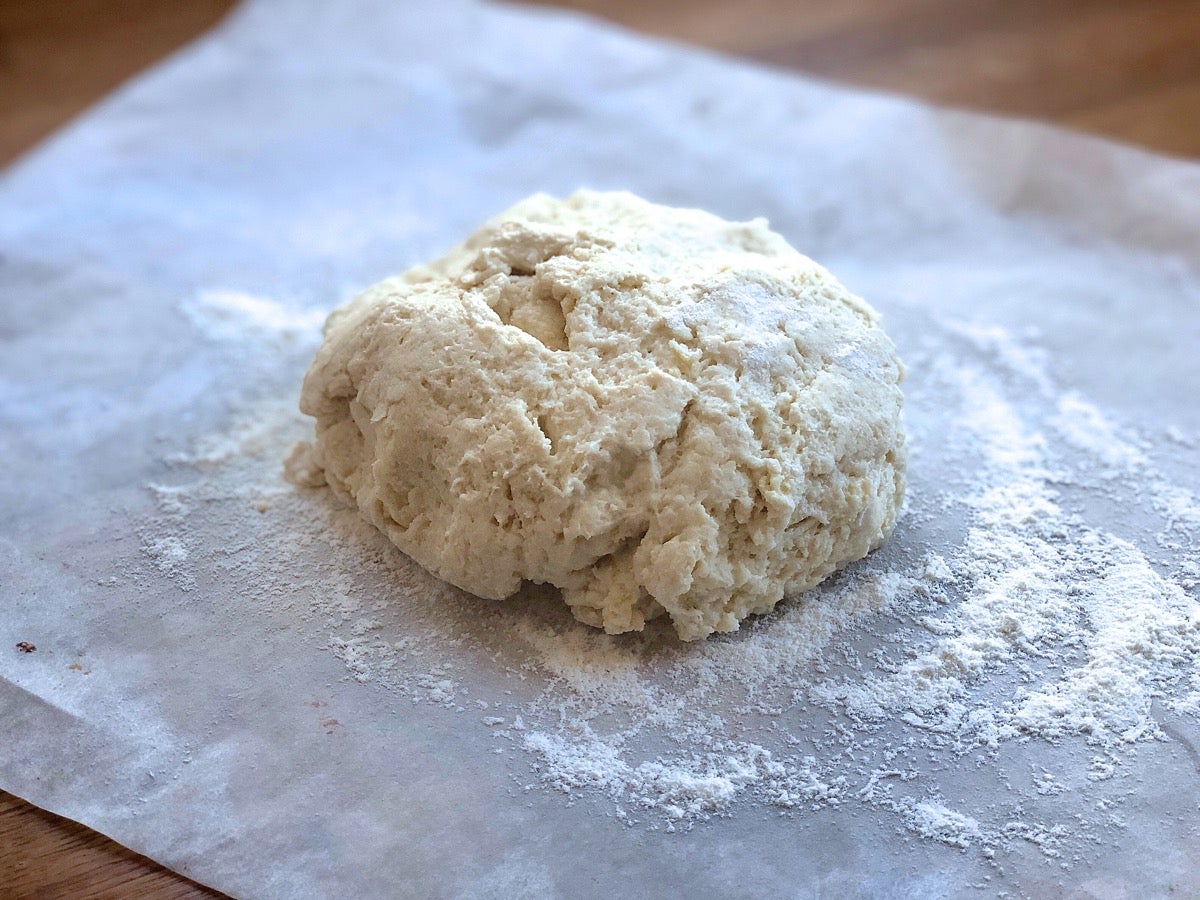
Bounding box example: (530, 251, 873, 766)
(296, 190, 906, 640)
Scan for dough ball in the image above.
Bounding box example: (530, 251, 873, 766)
(297, 190, 906, 641)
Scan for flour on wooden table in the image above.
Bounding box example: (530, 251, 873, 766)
(138, 288, 1200, 864)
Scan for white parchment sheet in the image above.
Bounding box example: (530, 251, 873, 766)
(2, 1, 1199, 897)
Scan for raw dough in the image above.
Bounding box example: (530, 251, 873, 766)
(296, 191, 906, 640)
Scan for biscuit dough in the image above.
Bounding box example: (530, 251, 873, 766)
(296, 191, 906, 640)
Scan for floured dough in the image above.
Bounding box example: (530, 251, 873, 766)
(295, 190, 906, 640)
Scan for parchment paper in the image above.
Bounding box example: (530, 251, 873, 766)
(2, 1, 1199, 897)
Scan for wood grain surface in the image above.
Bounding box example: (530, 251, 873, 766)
(2, 0, 1197, 897)
(527, 0, 1200, 159)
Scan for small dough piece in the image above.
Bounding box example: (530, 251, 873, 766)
(298, 190, 906, 641)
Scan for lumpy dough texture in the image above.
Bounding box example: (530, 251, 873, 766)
(297, 191, 906, 641)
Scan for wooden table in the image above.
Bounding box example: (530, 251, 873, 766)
(2, 1, 1197, 896)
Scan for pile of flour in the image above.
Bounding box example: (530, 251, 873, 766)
(140, 288, 1200, 864)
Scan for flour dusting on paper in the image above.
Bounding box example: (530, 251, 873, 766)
(138, 289, 1200, 863)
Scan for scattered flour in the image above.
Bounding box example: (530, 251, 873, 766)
(182, 290, 328, 344)
(137, 291, 1200, 869)
(897, 799, 983, 849)
(1153, 484, 1200, 531)
(140, 534, 192, 587)
(1052, 391, 1148, 472)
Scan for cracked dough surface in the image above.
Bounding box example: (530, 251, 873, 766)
(296, 190, 906, 641)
